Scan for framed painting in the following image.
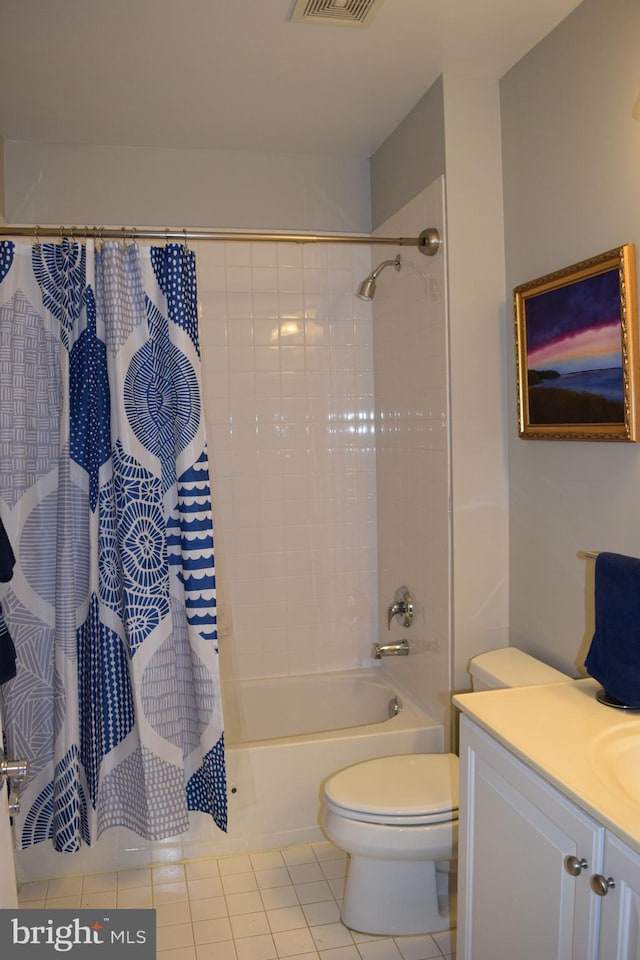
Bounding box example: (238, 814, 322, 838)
(514, 244, 639, 440)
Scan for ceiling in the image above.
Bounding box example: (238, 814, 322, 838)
(0, 0, 583, 158)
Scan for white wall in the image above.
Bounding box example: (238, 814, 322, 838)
(371, 72, 510, 699)
(370, 78, 445, 230)
(501, 0, 640, 674)
(443, 73, 510, 691)
(373, 177, 452, 742)
(3, 141, 371, 234)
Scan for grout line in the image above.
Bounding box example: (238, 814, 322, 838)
(19, 843, 455, 959)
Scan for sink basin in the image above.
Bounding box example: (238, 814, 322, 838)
(590, 723, 640, 806)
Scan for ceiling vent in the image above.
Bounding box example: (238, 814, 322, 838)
(289, 0, 384, 27)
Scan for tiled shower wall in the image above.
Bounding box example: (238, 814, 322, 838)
(195, 239, 379, 683)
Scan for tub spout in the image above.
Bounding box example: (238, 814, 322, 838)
(373, 639, 409, 659)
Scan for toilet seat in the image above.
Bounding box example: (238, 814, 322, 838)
(324, 753, 458, 826)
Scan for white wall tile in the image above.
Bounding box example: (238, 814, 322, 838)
(198, 240, 378, 682)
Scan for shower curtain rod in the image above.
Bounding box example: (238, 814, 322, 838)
(0, 224, 442, 255)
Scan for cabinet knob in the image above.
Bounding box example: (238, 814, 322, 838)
(590, 874, 616, 896)
(564, 855, 588, 877)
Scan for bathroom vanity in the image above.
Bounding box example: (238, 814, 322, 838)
(454, 679, 640, 960)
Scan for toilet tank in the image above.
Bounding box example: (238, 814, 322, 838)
(469, 647, 568, 691)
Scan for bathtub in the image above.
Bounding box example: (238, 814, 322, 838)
(223, 668, 418, 743)
(15, 667, 444, 880)
(218, 667, 444, 855)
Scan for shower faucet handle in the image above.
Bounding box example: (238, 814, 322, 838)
(387, 587, 414, 630)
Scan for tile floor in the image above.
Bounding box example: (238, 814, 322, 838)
(17, 840, 456, 960)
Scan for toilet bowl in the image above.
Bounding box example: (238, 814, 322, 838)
(320, 647, 569, 935)
(322, 753, 457, 935)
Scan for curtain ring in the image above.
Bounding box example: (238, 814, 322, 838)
(130, 226, 137, 247)
(34, 224, 41, 251)
(183, 227, 189, 252)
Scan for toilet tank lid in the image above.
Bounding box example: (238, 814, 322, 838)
(469, 647, 569, 688)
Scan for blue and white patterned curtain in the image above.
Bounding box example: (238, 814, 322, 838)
(0, 238, 226, 851)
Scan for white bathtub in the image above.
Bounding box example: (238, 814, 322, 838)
(15, 668, 444, 880)
(223, 668, 414, 743)
(219, 668, 444, 855)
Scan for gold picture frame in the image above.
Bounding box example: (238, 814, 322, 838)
(514, 244, 639, 441)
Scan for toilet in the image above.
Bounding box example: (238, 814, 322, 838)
(320, 647, 569, 936)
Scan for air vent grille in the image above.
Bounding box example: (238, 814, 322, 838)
(290, 0, 383, 27)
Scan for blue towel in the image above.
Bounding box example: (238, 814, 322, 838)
(585, 552, 640, 707)
(0, 516, 16, 684)
(0, 605, 16, 685)
(0, 516, 14, 583)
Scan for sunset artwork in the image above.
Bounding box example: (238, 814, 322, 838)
(524, 266, 624, 426)
(514, 244, 639, 441)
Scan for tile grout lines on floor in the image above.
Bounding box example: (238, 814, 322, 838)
(17, 840, 456, 960)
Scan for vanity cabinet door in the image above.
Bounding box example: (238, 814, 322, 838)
(597, 832, 640, 960)
(458, 717, 603, 960)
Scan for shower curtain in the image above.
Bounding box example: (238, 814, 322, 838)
(0, 237, 226, 851)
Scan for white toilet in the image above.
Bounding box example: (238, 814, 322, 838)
(320, 647, 569, 936)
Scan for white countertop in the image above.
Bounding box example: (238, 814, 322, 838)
(454, 679, 640, 855)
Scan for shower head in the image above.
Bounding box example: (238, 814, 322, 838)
(356, 256, 401, 301)
(356, 275, 377, 301)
